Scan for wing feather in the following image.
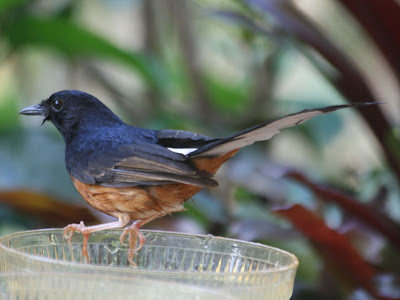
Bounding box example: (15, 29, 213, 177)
(87, 143, 217, 188)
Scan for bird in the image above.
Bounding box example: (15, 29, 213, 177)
(19, 90, 373, 264)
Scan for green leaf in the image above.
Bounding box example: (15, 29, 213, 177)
(204, 75, 249, 113)
(385, 129, 400, 167)
(0, 94, 20, 134)
(0, 0, 28, 14)
(3, 16, 168, 91)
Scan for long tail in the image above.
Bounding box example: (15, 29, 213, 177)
(189, 103, 376, 158)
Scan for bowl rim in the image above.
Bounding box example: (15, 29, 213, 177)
(0, 228, 299, 276)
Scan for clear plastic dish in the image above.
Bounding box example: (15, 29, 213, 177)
(0, 229, 298, 299)
(0, 273, 228, 299)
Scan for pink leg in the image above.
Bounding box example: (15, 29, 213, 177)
(63, 215, 130, 263)
(119, 214, 166, 265)
(119, 220, 146, 251)
(119, 220, 147, 266)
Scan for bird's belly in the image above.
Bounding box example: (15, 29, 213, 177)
(71, 177, 189, 220)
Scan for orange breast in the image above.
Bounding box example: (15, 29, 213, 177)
(71, 177, 169, 220)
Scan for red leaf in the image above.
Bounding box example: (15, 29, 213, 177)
(274, 204, 397, 299)
(284, 170, 400, 251)
(337, 0, 400, 79)
(0, 190, 100, 227)
(274, 204, 376, 285)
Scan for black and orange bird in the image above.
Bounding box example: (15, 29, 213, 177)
(19, 90, 371, 262)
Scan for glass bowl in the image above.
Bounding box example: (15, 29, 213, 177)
(0, 273, 228, 299)
(0, 229, 298, 299)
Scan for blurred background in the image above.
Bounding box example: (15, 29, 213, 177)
(0, 0, 399, 299)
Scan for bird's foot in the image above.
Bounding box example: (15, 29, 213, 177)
(120, 220, 146, 251)
(119, 220, 146, 266)
(63, 221, 90, 263)
(63, 221, 87, 241)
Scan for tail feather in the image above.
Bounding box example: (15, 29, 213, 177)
(189, 103, 377, 158)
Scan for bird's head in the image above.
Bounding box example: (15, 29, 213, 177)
(19, 90, 123, 142)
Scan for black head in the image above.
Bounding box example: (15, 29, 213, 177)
(19, 90, 124, 142)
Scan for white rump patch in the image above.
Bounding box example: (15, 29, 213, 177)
(167, 147, 198, 155)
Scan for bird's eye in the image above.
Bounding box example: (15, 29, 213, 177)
(52, 99, 64, 112)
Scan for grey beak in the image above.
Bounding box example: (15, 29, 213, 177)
(19, 104, 46, 116)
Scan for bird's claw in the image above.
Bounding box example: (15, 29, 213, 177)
(62, 221, 91, 262)
(119, 230, 144, 252)
(63, 221, 86, 242)
(119, 229, 128, 245)
(119, 222, 146, 252)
